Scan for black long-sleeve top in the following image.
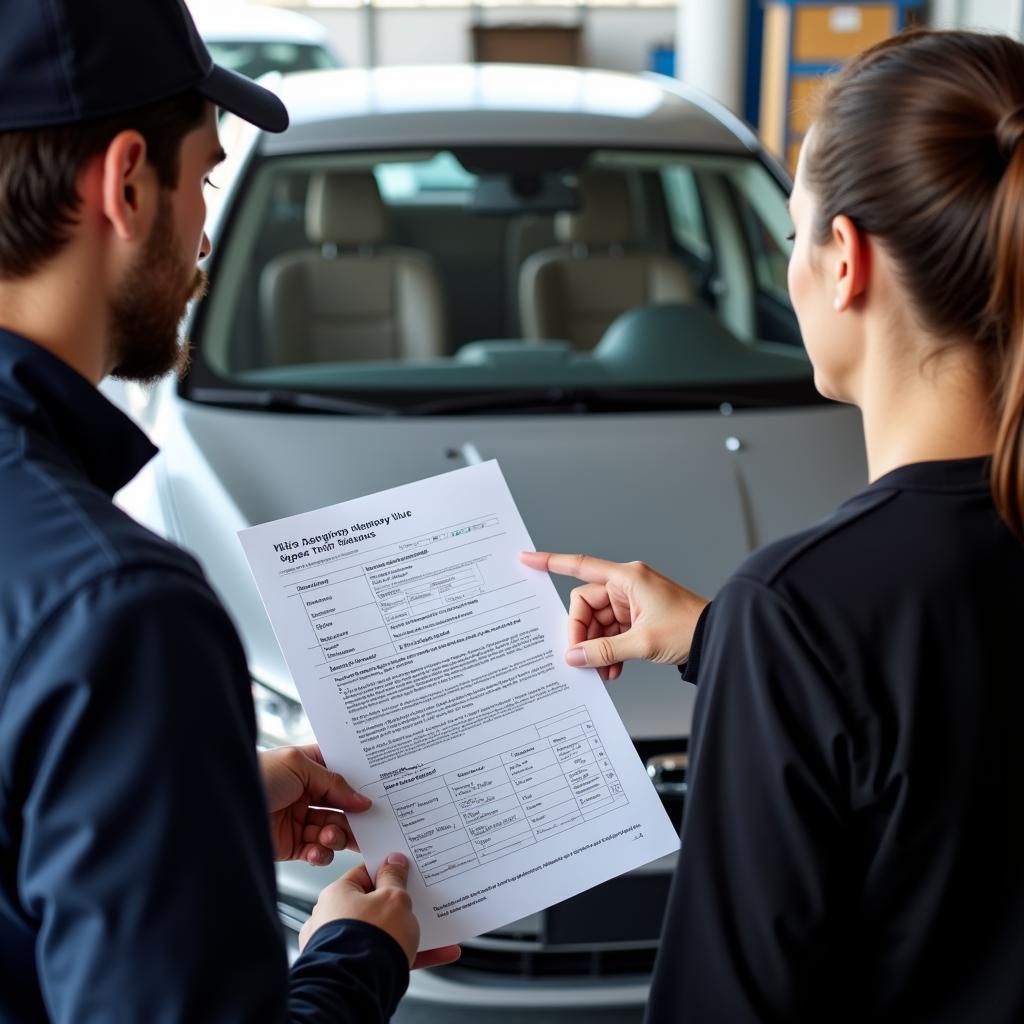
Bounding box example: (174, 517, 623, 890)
(0, 328, 408, 1022)
(648, 457, 1024, 1023)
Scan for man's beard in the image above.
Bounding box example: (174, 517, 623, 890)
(109, 191, 208, 384)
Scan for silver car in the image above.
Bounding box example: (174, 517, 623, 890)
(116, 64, 866, 1010)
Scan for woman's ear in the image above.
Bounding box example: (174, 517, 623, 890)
(831, 214, 869, 312)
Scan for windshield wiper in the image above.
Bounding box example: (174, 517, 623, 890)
(190, 387, 397, 417)
(189, 382, 820, 418)
(190, 386, 581, 417)
(573, 385, 821, 411)
(399, 384, 819, 415)
(399, 389, 586, 415)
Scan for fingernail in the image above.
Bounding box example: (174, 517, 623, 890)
(308, 849, 321, 864)
(566, 647, 588, 667)
(386, 852, 408, 867)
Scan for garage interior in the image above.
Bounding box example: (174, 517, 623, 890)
(3, 0, 1022, 1020)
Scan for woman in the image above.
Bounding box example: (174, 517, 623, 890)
(522, 30, 1024, 1023)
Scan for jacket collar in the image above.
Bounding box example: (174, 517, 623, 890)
(0, 328, 158, 496)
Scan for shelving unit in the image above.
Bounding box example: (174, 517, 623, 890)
(759, 1, 924, 171)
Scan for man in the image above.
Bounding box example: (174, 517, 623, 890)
(0, 2, 456, 1020)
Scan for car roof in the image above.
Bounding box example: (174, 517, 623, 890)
(258, 64, 757, 156)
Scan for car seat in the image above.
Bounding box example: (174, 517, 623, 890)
(259, 172, 448, 365)
(518, 170, 697, 350)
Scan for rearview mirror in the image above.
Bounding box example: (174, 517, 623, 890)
(468, 172, 579, 215)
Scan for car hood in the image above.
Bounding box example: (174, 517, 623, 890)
(131, 395, 865, 738)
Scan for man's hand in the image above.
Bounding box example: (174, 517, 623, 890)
(260, 744, 371, 865)
(519, 551, 709, 682)
(299, 853, 461, 970)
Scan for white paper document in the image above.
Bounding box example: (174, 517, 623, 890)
(239, 461, 679, 948)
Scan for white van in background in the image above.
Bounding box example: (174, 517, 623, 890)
(188, 1, 342, 79)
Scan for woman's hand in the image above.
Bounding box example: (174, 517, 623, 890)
(520, 551, 709, 681)
(260, 744, 370, 865)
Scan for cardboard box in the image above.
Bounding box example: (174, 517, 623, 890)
(759, 3, 921, 171)
(471, 25, 583, 66)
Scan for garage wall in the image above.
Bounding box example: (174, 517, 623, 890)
(297, 5, 677, 72)
(280, 1, 1024, 80)
(931, 0, 1024, 35)
(299, 7, 367, 66)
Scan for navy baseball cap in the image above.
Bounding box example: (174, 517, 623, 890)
(0, 0, 289, 133)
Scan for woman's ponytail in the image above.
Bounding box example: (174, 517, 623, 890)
(988, 110, 1024, 540)
(805, 30, 1024, 541)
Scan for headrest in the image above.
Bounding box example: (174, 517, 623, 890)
(556, 171, 634, 246)
(306, 172, 388, 246)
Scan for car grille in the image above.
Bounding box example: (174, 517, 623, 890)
(635, 736, 687, 831)
(439, 943, 658, 979)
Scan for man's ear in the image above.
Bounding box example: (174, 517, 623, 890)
(99, 130, 152, 243)
(831, 214, 869, 313)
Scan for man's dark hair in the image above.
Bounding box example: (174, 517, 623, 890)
(0, 91, 206, 280)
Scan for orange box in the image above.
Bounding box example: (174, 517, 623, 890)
(793, 5, 896, 63)
(787, 139, 804, 172)
(760, 3, 913, 172)
(789, 74, 830, 135)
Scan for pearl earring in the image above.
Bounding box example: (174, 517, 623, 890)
(833, 297, 842, 312)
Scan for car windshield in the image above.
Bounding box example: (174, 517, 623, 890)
(193, 147, 811, 413)
(206, 40, 337, 80)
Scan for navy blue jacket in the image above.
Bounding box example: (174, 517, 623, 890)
(650, 458, 1024, 1022)
(0, 330, 408, 1022)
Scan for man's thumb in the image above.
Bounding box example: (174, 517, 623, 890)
(566, 629, 648, 668)
(311, 761, 372, 812)
(375, 852, 410, 890)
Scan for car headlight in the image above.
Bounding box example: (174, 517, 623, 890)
(251, 677, 315, 749)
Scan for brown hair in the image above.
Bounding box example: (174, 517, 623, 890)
(806, 29, 1024, 539)
(0, 91, 206, 280)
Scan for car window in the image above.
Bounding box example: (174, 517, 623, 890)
(661, 167, 711, 262)
(194, 148, 811, 411)
(746, 209, 789, 301)
(730, 171, 792, 305)
(206, 41, 337, 80)
(375, 152, 477, 204)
